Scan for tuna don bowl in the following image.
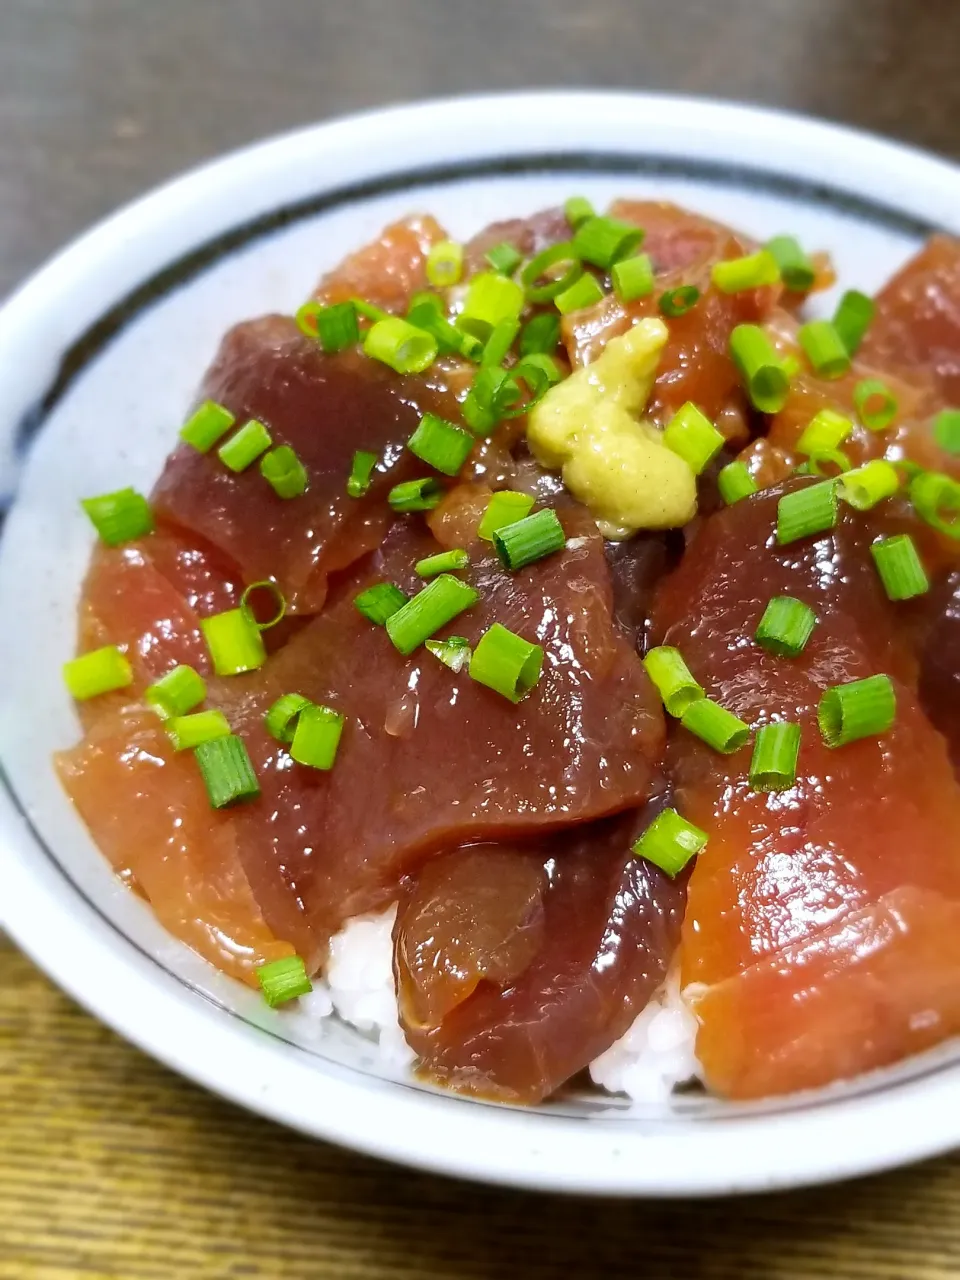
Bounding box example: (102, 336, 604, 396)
(3, 93, 960, 1196)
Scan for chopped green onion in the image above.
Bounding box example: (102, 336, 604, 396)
(481, 319, 520, 368)
(180, 400, 235, 453)
(776, 480, 838, 544)
(564, 196, 595, 229)
(388, 477, 444, 512)
(658, 285, 700, 318)
(573, 216, 643, 270)
(798, 321, 851, 379)
(871, 534, 930, 601)
(264, 692, 311, 745)
(63, 646, 132, 701)
(755, 596, 816, 658)
(425, 635, 472, 674)
(493, 507, 566, 571)
(386, 573, 480, 655)
(426, 240, 463, 288)
(290, 704, 345, 771)
(457, 272, 524, 342)
(240, 581, 286, 631)
(642, 646, 704, 717)
(520, 242, 582, 304)
(765, 236, 816, 292)
(81, 487, 154, 546)
(145, 665, 206, 720)
(407, 295, 483, 360)
(838, 460, 900, 511)
(854, 379, 898, 432)
(680, 698, 750, 754)
(218, 419, 272, 473)
(749, 722, 801, 791)
(611, 253, 655, 303)
(717, 461, 759, 505)
(461, 366, 521, 434)
(833, 289, 875, 355)
(513, 353, 563, 403)
(415, 548, 469, 577)
(477, 490, 535, 541)
(295, 300, 359, 353)
(354, 582, 408, 625)
(555, 272, 605, 315)
(662, 402, 725, 475)
(796, 408, 853, 456)
(256, 955, 312, 1008)
(260, 445, 307, 499)
(519, 312, 561, 357)
(485, 242, 523, 276)
(469, 623, 544, 702)
(194, 734, 260, 808)
(933, 408, 960, 455)
(166, 709, 232, 752)
(200, 608, 266, 675)
(363, 317, 437, 374)
(797, 448, 851, 477)
(910, 470, 960, 539)
(346, 449, 378, 498)
(711, 249, 780, 294)
(818, 674, 896, 747)
(632, 808, 707, 878)
(407, 412, 474, 477)
(730, 324, 790, 413)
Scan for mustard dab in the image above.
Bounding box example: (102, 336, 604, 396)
(526, 317, 697, 538)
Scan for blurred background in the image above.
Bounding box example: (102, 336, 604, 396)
(3, 2, 960, 1278)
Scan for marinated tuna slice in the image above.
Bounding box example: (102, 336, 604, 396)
(216, 506, 665, 957)
(395, 814, 687, 1103)
(395, 846, 547, 1030)
(561, 201, 780, 423)
(918, 571, 960, 770)
(650, 485, 960, 1098)
(57, 707, 293, 983)
(462, 208, 570, 277)
(313, 214, 447, 313)
(152, 318, 460, 613)
(860, 235, 960, 402)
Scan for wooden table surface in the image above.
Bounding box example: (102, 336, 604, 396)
(3, 2, 960, 1276)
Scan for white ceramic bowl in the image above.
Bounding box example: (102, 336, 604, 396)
(2, 92, 959, 1197)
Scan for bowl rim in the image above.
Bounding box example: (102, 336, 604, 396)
(2, 89, 960, 1196)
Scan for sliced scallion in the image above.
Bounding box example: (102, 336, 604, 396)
(458, 272, 525, 342)
(909, 470, 960, 539)
(573, 216, 643, 270)
(755, 596, 816, 658)
(871, 534, 930, 601)
(658, 285, 700, 318)
(776, 480, 838, 545)
(257, 955, 312, 1008)
(796, 408, 853, 456)
(564, 196, 595, 229)
(264, 692, 311, 745)
(555, 272, 605, 315)
(290, 703, 345, 771)
(749, 722, 801, 792)
(346, 449, 378, 499)
(363, 317, 437, 374)
(407, 412, 474, 477)
(145, 665, 206, 720)
(838, 460, 900, 511)
(611, 252, 655, 303)
(469, 623, 544, 702)
(765, 236, 816, 292)
(180, 400, 235, 453)
(493, 507, 566, 571)
(933, 408, 960, 455)
(218, 419, 272, 473)
(166, 709, 231, 752)
(854, 379, 898, 432)
(477, 490, 535, 541)
(480, 319, 520, 368)
(260, 445, 307, 499)
(833, 289, 875, 355)
(520, 242, 582, 304)
(632, 808, 707, 878)
(63, 646, 132, 701)
(518, 312, 561, 357)
(730, 324, 790, 414)
(643, 646, 704, 718)
(240, 581, 286, 631)
(415, 548, 469, 577)
(485, 242, 523, 276)
(798, 321, 851, 379)
(200, 608, 266, 676)
(425, 635, 472, 674)
(385, 574, 480, 655)
(818, 674, 896, 747)
(295, 300, 359, 353)
(680, 698, 750, 754)
(388, 477, 444, 512)
(354, 583, 408, 625)
(81, 487, 154, 546)
(662, 402, 725, 475)
(426, 240, 463, 288)
(194, 734, 260, 808)
(717, 461, 759, 505)
(711, 249, 780, 294)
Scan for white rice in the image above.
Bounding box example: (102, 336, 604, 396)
(296, 904, 700, 1102)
